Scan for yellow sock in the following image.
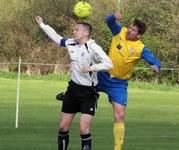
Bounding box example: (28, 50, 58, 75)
(113, 122, 125, 150)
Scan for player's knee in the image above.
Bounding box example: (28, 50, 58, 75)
(80, 124, 90, 135)
(59, 123, 70, 132)
(114, 110, 124, 122)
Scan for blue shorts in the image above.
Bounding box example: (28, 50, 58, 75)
(97, 72, 128, 106)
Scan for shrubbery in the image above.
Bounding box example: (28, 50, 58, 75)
(0, 0, 178, 83)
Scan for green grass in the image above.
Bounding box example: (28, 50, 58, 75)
(1, 71, 179, 91)
(0, 77, 179, 150)
(0, 0, 26, 21)
(0, 71, 70, 81)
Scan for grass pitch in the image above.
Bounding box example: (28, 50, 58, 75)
(0, 77, 179, 150)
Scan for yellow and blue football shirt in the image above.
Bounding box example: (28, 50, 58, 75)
(106, 14, 161, 80)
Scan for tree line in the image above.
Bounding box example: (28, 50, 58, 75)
(0, 0, 178, 83)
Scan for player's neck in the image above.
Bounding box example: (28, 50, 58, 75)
(78, 37, 90, 44)
(126, 37, 139, 42)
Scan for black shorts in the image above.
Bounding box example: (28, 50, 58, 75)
(62, 80, 98, 116)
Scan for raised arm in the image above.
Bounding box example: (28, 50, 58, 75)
(105, 13, 123, 36)
(141, 47, 161, 72)
(35, 16, 67, 47)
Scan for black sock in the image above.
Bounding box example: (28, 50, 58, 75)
(58, 131, 69, 150)
(81, 133, 92, 150)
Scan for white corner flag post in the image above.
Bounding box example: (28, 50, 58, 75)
(15, 57, 21, 128)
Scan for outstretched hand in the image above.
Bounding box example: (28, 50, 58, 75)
(151, 65, 159, 73)
(35, 16, 43, 25)
(114, 12, 122, 21)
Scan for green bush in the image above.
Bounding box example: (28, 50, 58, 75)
(0, 0, 178, 83)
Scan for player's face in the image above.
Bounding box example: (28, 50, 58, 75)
(126, 25, 140, 41)
(73, 24, 88, 41)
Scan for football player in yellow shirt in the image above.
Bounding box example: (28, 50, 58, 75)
(97, 12, 161, 150)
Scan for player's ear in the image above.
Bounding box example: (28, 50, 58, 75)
(137, 34, 141, 39)
(84, 30, 90, 37)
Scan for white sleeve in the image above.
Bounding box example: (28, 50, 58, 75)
(89, 43, 113, 71)
(39, 23, 63, 45)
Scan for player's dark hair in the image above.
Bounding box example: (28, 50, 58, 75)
(77, 22, 92, 35)
(133, 19, 147, 35)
